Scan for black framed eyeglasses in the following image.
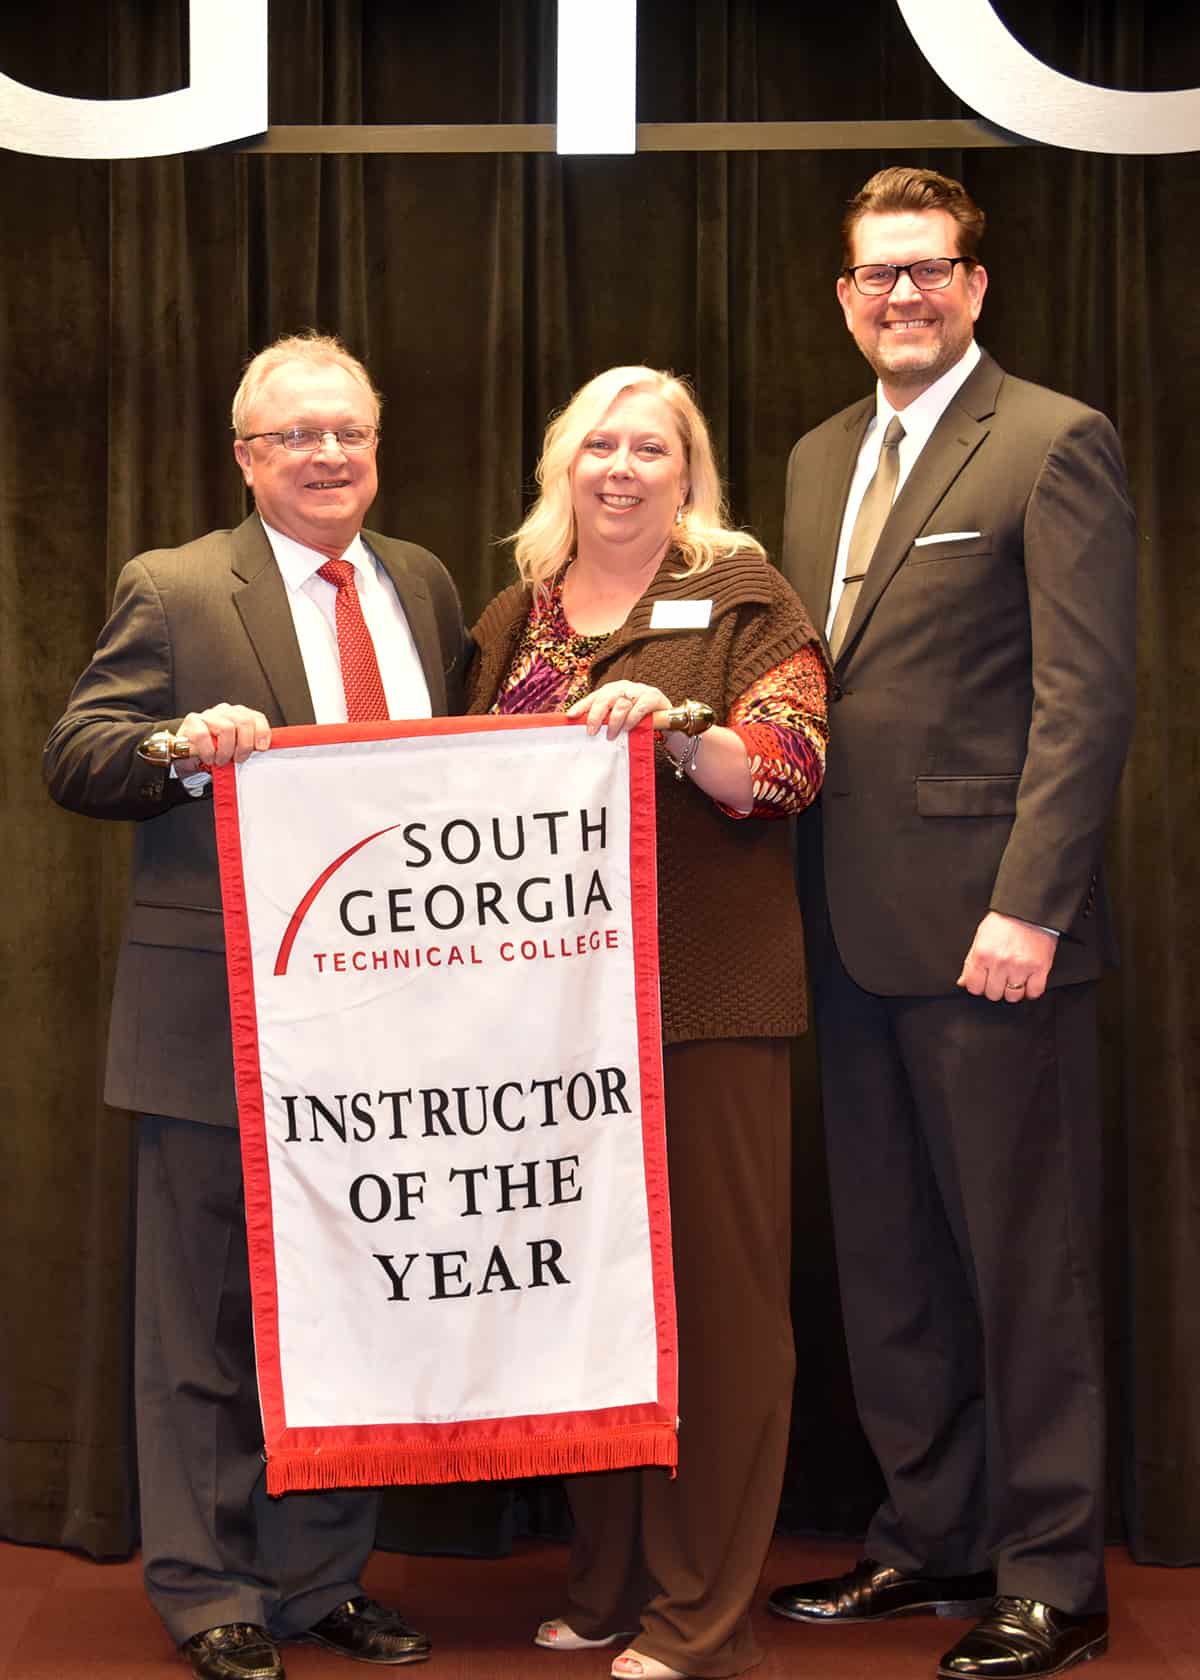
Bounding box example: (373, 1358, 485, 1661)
(239, 425, 380, 452)
(842, 257, 973, 296)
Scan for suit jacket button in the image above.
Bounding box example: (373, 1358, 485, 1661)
(830, 682, 844, 703)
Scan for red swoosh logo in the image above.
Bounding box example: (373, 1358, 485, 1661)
(273, 823, 404, 976)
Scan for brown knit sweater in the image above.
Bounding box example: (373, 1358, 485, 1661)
(468, 550, 827, 1043)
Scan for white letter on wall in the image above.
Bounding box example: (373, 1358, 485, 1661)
(897, 0, 1200, 155)
(556, 0, 637, 155)
(0, 0, 267, 159)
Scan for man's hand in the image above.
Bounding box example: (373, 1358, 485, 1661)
(175, 703, 272, 773)
(956, 910, 1059, 1003)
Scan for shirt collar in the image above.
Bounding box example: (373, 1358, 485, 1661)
(259, 516, 369, 590)
(874, 338, 982, 449)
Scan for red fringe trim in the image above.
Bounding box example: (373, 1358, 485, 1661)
(264, 1425, 678, 1496)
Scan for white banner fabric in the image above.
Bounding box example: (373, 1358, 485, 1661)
(213, 715, 677, 1492)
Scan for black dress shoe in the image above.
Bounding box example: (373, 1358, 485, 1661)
(303, 1597, 432, 1665)
(768, 1558, 998, 1624)
(938, 1598, 1109, 1677)
(180, 1624, 283, 1680)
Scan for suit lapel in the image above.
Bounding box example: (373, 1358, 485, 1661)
(811, 401, 873, 624)
(229, 516, 316, 724)
(369, 534, 446, 716)
(837, 355, 1001, 663)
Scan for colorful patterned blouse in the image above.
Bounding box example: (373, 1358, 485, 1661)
(492, 577, 827, 819)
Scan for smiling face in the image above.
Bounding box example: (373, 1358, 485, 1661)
(836, 208, 987, 408)
(570, 388, 690, 564)
(233, 360, 379, 557)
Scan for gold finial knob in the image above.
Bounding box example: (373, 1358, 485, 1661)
(136, 728, 193, 764)
(655, 699, 715, 737)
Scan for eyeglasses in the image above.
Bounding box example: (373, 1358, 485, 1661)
(842, 257, 973, 296)
(239, 425, 380, 452)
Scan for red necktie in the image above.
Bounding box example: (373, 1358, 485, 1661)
(317, 560, 390, 721)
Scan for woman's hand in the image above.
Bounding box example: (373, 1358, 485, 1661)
(568, 680, 753, 813)
(567, 681, 672, 739)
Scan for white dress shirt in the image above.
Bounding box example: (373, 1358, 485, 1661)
(262, 521, 432, 723)
(177, 518, 431, 793)
(826, 338, 982, 639)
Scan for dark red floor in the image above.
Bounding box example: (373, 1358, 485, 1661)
(0, 1536, 1195, 1679)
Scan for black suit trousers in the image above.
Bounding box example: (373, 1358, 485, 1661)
(812, 941, 1107, 1615)
(135, 1115, 380, 1644)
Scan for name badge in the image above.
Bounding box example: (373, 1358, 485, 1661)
(650, 599, 713, 629)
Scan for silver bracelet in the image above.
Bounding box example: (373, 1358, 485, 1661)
(672, 734, 703, 781)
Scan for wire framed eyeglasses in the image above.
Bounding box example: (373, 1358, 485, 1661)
(239, 425, 380, 451)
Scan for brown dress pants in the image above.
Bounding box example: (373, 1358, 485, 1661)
(562, 1038, 795, 1677)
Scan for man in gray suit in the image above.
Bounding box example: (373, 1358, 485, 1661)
(46, 333, 470, 1680)
(769, 169, 1136, 1679)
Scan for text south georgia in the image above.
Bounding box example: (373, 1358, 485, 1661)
(302, 804, 620, 973)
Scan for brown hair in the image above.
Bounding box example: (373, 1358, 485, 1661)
(842, 166, 986, 269)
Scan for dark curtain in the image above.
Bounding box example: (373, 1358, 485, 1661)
(2, 0, 1197, 1566)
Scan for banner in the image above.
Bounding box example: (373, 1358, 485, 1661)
(213, 715, 676, 1494)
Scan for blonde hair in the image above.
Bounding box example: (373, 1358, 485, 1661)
(512, 365, 764, 593)
(231, 331, 382, 436)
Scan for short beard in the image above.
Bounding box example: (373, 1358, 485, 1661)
(863, 322, 974, 394)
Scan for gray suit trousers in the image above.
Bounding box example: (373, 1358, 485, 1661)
(135, 1115, 380, 1645)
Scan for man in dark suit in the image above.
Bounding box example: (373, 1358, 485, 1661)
(769, 169, 1136, 1679)
(45, 333, 470, 1680)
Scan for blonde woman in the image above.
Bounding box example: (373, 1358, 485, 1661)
(468, 368, 828, 1679)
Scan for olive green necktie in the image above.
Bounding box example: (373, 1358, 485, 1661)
(828, 415, 906, 658)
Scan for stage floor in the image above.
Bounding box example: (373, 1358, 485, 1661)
(0, 1535, 1194, 1679)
